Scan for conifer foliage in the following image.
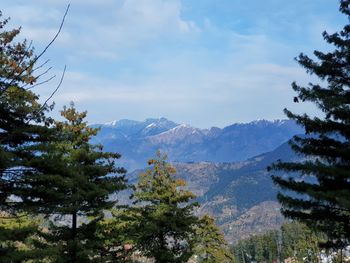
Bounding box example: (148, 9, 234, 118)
(232, 222, 324, 263)
(30, 104, 128, 262)
(193, 215, 234, 263)
(0, 213, 48, 262)
(270, 0, 350, 249)
(131, 152, 199, 263)
(0, 11, 53, 212)
(0, 12, 54, 261)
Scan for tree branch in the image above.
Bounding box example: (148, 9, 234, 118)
(7, 4, 70, 89)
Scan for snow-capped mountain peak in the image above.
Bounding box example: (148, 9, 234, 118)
(104, 120, 118, 126)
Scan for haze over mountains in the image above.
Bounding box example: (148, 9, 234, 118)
(92, 118, 303, 170)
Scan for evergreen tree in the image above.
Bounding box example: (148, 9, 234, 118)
(131, 152, 199, 263)
(281, 222, 321, 262)
(270, 0, 350, 249)
(193, 215, 234, 263)
(14, 104, 127, 262)
(0, 12, 55, 261)
(232, 222, 324, 263)
(0, 11, 53, 211)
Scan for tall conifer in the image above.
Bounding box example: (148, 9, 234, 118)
(0, 12, 55, 261)
(270, 0, 350, 249)
(193, 215, 234, 263)
(19, 104, 128, 262)
(131, 152, 199, 263)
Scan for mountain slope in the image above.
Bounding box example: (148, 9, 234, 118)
(177, 141, 297, 244)
(123, 141, 299, 244)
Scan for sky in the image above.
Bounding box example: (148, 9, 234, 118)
(1, 0, 347, 128)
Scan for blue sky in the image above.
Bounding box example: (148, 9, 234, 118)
(1, 0, 347, 128)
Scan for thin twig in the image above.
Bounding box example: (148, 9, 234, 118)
(32, 59, 50, 73)
(39, 64, 66, 112)
(25, 75, 56, 90)
(22, 66, 53, 89)
(22, 64, 65, 125)
(7, 4, 70, 88)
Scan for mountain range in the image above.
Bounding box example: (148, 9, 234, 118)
(92, 118, 303, 170)
(95, 117, 306, 244)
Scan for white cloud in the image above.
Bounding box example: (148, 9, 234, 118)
(113, 0, 198, 33)
(3, 0, 199, 59)
(2, 0, 340, 128)
(73, 0, 200, 56)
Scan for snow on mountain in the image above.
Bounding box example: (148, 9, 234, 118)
(92, 118, 303, 170)
(104, 120, 118, 126)
(145, 123, 157, 129)
(147, 123, 206, 144)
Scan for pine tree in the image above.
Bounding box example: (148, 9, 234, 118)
(0, 12, 56, 261)
(231, 222, 324, 263)
(193, 215, 234, 263)
(14, 104, 128, 262)
(0, 10, 54, 210)
(281, 222, 322, 262)
(131, 152, 199, 263)
(270, 0, 350, 249)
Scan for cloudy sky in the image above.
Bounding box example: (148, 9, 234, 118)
(1, 0, 347, 128)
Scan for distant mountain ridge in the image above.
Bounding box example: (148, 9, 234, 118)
(103, 117, 178, 136)
(91, 118, 303, 170)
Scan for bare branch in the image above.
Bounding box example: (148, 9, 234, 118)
(39, 64, 66, 112)
(32, 59, 50, 73)
(25, 75, 56, 90)
(6, 4, 70, 88)
(23, 65, 65, 124)
(22, 66, 53, 89)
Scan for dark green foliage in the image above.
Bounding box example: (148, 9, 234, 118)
(91, 207, 141, 262)
(0, 12, 55, 261)
(131, 152, 199, 263)
(0, 11, 53, 211)
(233, 230, 278, 263)
(232, 222, 324, 263)
(21, 104, 128, 262)
(270, 0, 350, 249)
(0, 10, 127, 262)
